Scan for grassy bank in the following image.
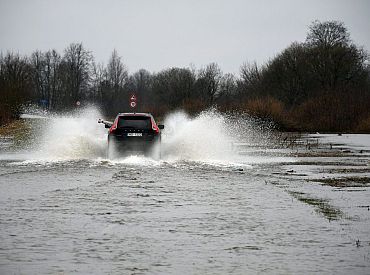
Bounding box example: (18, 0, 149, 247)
(219, 96, 370, 134)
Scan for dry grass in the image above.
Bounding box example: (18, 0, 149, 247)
(244, 97, 285, 120)
(356, 115, 370, 133)
(288, 191, 344, 221)
(0, 119, 28, 137)
(241, 97, 296, 130)
(182, 98, 206, 115)
(313, 176, 370, 188)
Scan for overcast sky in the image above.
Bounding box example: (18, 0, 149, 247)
(0, 0, 369, 74)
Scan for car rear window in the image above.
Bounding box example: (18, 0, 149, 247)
(117, 116, 151, 130)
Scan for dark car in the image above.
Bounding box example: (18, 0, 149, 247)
(98, 113, 164, 158)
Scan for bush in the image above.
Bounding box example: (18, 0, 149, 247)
(182, 98, 207, 115)
(356, 115, 370, 133)
(291, 91, 369, 132)
(243, 97, 292, 129)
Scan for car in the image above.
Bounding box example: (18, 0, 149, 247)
(98, 113, 164, 158)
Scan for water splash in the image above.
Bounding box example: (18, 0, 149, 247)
(104, 155, 161, 166)
(33, 107, 107, 160)
(2, 107, 280, 166)
(161, 110, 235, 161)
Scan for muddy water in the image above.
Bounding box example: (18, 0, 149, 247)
(0, 109, 370, 274)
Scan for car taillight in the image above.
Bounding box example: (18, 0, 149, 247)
(109, 126, 116, 134)
(151, 118, 159, 134)
(109, 118, 118, 134)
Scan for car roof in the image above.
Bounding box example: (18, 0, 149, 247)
(117, 113, 153, 118)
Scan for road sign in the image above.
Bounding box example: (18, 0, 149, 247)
(130, 93, 137, 109)
(130, 101, 137, 108)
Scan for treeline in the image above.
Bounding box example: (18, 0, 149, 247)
(1, 20, 369, 132)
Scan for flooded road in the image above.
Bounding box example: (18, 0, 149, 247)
(1, 109, 370, 274)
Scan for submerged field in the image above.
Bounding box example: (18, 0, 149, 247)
(0, 110, 369, 274)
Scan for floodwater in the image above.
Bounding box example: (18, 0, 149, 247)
(0, 108, 370, 274)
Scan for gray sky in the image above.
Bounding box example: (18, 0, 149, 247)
(0, 0, 369, 74)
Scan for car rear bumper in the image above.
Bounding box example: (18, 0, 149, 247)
(108, 134, 160, 154)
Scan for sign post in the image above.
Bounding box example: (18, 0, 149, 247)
(129, 93, 137, 110)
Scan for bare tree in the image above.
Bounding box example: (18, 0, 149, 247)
(261, 42, 311, 105)
(152, 67, 196, 109)
(30, 50, 45, 101)
(238, 62, 264, 99)
(30, 50, 62, 110)
(306, 21, 368, 92)
(240, 62, 261, 84)
(306, 20, 350, 48)
(217, 73, 237, 107)
(101, 49, 129, 113)
(127, 69, 152, 106)
(91, 61, 106, 105)
(50, 50, 62, 109)
(0, 52, 32, 123)
(196, 63, 222, 104)
(62, 43, 93, 106)
(106, 49, 128, 91)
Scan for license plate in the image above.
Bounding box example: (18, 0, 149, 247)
(127, 133, 142, 137)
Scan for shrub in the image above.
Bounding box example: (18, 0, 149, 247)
(356, 115, 370, 133)
(243, 97, 290, 129)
